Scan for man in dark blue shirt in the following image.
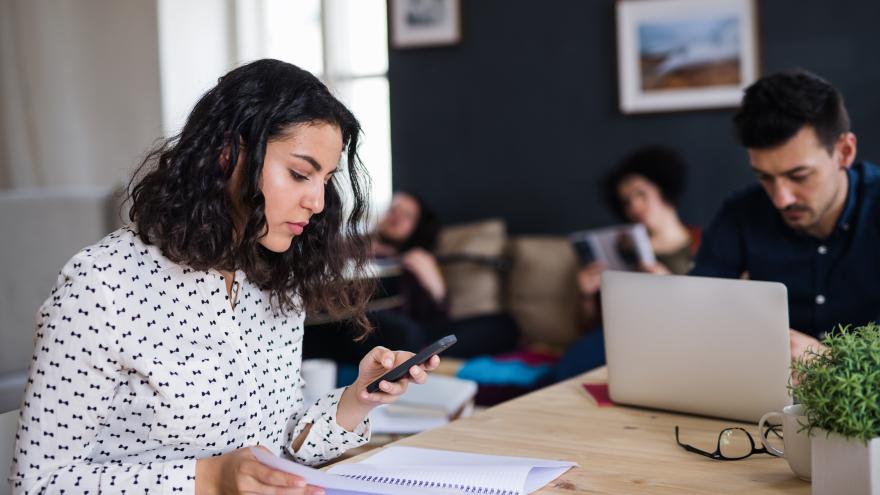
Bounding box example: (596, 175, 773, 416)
(691, 69, 880, 360)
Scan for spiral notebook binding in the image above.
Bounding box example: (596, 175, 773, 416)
(340, 473, 517, 495)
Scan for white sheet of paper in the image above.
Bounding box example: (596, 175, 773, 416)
(251, 447, 446, 495)
(253, 446, 576, 495)
(332, 446, 576, 495)
(329, 464, 536, 494)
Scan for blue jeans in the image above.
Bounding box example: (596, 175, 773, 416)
(554, 328, 606, 382)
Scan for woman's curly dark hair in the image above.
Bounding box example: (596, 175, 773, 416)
(602, 145, 688, 221)
(128, 59, 374, 336)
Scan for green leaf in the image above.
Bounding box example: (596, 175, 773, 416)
(789, 323, 880, 442)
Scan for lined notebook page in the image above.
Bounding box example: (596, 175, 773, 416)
(329, 464, 533, 494)
(252, 446, 575, 495)
(329, 446, 576, 495)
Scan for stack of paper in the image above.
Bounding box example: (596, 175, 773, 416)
(369, 375, 477, 434)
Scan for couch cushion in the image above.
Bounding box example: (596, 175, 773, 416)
(436, 219, 507, 319)
(0, 187, 120, 375)
(0, 371, 26, 413)
(507, 237, 581, 350)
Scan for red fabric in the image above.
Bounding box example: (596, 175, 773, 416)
(492, 350, 560, 366)
(686, 225, 703, 256)
(582, 383, 614, 407)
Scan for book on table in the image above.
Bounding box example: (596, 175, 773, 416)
(369, 375, 478, 434)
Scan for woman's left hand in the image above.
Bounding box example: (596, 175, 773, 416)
(354, 346, 440, 404)
(335, 346, 440, 431)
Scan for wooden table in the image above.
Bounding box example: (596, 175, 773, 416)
(343, 367, 810, 494)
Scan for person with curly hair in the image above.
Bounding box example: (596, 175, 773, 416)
(555, 146, 699, 381)
(9, 59, 438, 495)
(575, 146, 699, 329)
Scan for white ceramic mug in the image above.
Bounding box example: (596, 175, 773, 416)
(758, 404, 812, 481)
(301, 359, 337, 404)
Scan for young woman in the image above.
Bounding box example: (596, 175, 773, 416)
(372, 191, 447, 318)
(10, 59, 438, 495)
(304, 191, 519, 364)
(576, 145, 698, 327)
(555, 146, 699, 381)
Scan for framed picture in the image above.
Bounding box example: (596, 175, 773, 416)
(616, 0, 759, 113)
(389, 0, 461, 49)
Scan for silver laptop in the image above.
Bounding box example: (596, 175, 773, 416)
(601, 271, 791, 423)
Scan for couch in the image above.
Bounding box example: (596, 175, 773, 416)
(432, 218, 587, 404)
(0, 186, 121, 412)
(436, 218, 584, 356)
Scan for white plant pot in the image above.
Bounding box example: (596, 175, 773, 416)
(811, 430, 880, 495)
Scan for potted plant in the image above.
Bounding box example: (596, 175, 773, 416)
(790, 323, 880, 495)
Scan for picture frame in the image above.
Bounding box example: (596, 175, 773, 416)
(616, 0, 759, 113)
(389, 0, 461, 49)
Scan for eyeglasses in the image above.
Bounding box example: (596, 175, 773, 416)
(674, 424, 783, 461)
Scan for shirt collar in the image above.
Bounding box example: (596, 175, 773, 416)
(128, 227, 246, 291)
(125, 225, 179, 273)
(836, 164, 860, 232)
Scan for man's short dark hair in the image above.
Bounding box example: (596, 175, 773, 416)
(733, 69, 850, 153)
(602, 145, 688, 220)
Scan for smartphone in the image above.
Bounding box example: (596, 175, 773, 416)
(366, 334, 457, 393)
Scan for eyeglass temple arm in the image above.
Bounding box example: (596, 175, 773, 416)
(674, 426, 721, 459)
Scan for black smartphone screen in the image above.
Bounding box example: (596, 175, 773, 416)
(366, 334, 457, 393)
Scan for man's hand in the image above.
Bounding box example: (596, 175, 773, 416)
(789, 328, 827, 361)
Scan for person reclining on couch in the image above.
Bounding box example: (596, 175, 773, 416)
(555, 146, 700, 381)
(304, 191, 520, 365)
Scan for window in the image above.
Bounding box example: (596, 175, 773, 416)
(160, 0, 392, 217)
(237, 0, 393, 217)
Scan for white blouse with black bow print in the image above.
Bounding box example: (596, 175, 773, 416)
(10, 228, 369, 494)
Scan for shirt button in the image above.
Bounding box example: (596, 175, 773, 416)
(815, 294, 826, 305)
(817, 245, 828, 255)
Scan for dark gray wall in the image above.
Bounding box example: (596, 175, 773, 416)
(388, 0, 880, 234)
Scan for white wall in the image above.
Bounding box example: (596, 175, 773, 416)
(158, 0, 236, 136)
(0, 0, 163, 189)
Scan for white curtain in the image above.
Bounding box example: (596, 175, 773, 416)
(0, 0, 164, 190)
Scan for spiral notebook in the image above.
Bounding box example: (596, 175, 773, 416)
(252, 446, 576, 495)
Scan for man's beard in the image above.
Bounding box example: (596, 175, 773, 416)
(779, 204, 814, 230)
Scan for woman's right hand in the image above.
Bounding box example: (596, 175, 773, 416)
(576, 261, 607, 296)
(638, 261, 671, 275)
(195, 446, 325, 495)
